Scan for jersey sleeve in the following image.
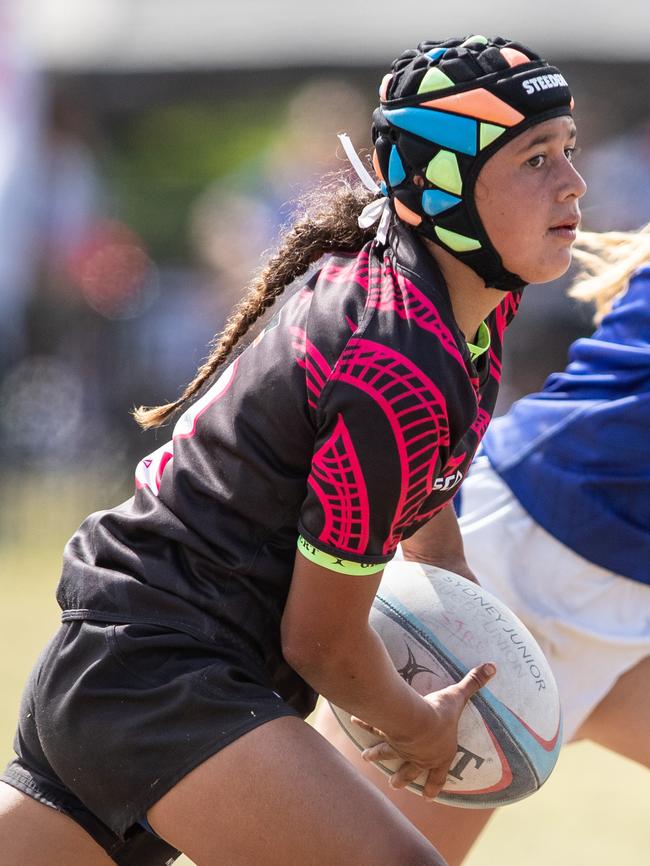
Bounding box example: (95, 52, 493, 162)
(297, 336, 451, 574)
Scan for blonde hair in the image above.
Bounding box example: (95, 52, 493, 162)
(570, 223, 650, 323)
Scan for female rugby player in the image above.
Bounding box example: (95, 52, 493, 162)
(0, 35, 585, 866)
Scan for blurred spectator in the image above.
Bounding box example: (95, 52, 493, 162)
(188, 77, 373, 322)
(39, 93, 107, 285)
(261, 76, 371, 218)
(190, 188, 276, 316)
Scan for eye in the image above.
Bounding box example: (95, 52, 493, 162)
(565, 145, 580, 163)
(527, 154, 545, 168)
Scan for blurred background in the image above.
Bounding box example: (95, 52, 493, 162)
(1, 2, 649, 863)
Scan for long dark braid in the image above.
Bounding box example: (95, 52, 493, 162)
(133, 178, 377, 429)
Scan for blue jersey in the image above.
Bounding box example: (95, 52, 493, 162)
(484, 264, 650, 585)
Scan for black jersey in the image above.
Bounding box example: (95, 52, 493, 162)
(57, 225, 518, 710)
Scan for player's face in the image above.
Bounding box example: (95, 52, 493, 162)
(475, 116, 586, 285)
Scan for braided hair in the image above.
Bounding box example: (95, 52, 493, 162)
(134, 180, 374, 428)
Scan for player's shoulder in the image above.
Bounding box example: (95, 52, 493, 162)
(305, 244, 375, 346)
(626, 262, 650, 298)
(594, 260, 650, 346)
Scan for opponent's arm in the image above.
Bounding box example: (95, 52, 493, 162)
(401, 503, 479, 584)
(281, 551, 493, 797)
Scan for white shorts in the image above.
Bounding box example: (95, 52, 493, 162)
(456, 456, 650, 742)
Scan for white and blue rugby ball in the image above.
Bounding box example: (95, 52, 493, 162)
(329, 561, 562, 808)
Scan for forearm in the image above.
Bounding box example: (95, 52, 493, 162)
(292, 621, 432, 740)
(283, 554, 431, 737)
(284, 548, 493, 787)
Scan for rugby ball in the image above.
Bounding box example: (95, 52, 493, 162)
(329, 561, 562, 808)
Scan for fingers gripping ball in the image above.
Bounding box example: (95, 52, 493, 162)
(329, 562, 562, 808)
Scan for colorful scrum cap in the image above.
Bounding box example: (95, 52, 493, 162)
(372, 36, 575, 291)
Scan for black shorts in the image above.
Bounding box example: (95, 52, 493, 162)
(2, 620, 301, 865)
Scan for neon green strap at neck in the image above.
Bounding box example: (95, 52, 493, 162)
(467, 320, 491, 362)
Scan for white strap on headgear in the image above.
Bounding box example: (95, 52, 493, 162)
(337, 133, 391, 244)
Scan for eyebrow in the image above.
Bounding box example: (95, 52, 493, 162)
(517, 125, 577, 152)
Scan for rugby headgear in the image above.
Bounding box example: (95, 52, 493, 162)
(371, 35, 575, 291)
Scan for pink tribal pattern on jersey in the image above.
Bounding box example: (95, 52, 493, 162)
(330, 337, 449, 555)
(470, 407, 492, 440)
(320, 249, 466, 367)
(290, 325, 332, 409)
(487, 295, 519, 385)
(494, 292, 520, 342)
(308, 413, 370, 554)
(488, 347, 502, 383)
(318, 251, 370, 293)
(369, 259, 466, 366)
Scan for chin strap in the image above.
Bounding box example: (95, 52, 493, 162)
(338, 133, 392, 244)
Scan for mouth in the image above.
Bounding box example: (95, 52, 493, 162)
(548, 217, 580, 241)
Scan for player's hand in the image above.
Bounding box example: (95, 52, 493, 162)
(352, 662, 495, 800)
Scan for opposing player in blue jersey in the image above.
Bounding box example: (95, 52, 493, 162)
(0, 36, 585, 866)
(316, 225, 650, 864)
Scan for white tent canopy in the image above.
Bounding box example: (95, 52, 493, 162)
(20, 0, 650, 70)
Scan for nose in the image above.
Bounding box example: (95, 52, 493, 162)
(558, 160, 587, 202)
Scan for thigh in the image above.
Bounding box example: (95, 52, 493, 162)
(311, 702, 493, 866)
(0, 782, 114, 866)
(148, 715, 448, 866)
(574, 655, 650, 767)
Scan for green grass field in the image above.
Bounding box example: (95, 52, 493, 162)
(1, 482, 648, 865)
